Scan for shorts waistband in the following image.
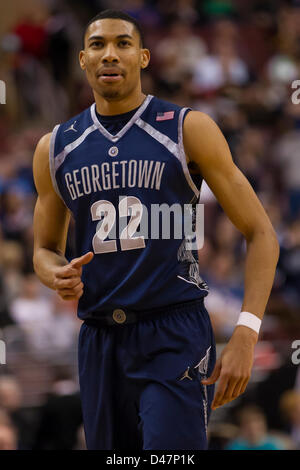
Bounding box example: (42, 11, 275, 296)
(83, 298, 205, 327)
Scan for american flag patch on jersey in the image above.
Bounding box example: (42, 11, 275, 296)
(156, 111, 175, 121)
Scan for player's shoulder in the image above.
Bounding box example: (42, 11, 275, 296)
(183, 109, 218, 131)
(183, 110, 231, 169)
(36, 132, 52, 150)
(183, 111, 224, 154)
(33, 132, 52, 166)
(33, 132, 53, 190)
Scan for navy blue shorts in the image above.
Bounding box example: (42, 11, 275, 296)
(78, 299, 216, 450)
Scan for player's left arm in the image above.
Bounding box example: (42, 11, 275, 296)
(183, 111, 280, 409)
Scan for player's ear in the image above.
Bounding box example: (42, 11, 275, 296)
(79, 50, 86, 71)
(141, 48, 150, 70)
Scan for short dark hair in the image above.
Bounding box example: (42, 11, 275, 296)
(82, 9, 145, 49)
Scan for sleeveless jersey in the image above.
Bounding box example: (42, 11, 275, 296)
(49, 95, 209, 320)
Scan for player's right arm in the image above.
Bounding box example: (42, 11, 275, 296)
(32, 133, 93, 300)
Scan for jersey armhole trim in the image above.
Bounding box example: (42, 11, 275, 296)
(178, 108, 199, 197)
(49, 124, 65, 202)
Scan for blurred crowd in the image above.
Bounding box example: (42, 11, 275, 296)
(0, 0, 300, 450)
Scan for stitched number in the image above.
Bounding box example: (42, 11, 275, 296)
(91, 200, 117, 253)
(91, 197, 145, 254)
(119, 196, 145, 251)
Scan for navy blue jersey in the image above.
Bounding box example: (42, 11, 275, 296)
(49, 95, 209, 320)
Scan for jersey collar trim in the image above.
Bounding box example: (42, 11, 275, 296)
(90, 94, 154, 142)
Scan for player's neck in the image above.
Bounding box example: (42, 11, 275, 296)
(94, 90, 147, 116)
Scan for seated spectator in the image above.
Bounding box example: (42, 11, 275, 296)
(0, 268, 14, 328)
(0, 241, 25, 304)
(155, 19, 207, 92)
(204, 250, 244, 341)
(192, 21, 249, 93)
(225, 405, 286, 450)
(280, 390, 300, 449)
(274, 101, 300, 220)
(123, 0, 162, 27)
(277, 219, 300, 307)
(0, 376, 31, 449)
(0, 423, 17, 450)
(34, 365, 82, 450)
(10, 274, 79, 360)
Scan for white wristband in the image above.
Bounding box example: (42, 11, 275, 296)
(236, 311, 261, 334)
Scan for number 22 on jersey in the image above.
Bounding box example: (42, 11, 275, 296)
(91, 196, 146, 254)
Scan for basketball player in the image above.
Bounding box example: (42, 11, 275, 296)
(32, 10, 279, 450)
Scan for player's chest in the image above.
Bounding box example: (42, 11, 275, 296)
(57, 132, 183, 204)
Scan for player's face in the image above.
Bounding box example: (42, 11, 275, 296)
(80, 19, 150, 101)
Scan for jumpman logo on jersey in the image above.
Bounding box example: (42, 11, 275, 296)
(64, 121, 78, 133)
(179, 366, 193, 381)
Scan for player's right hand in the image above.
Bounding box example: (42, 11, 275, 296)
(53, 251, 94, 300)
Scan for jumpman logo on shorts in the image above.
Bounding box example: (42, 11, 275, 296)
(179, 366, 193, 381)
(64, 121, 78, 133)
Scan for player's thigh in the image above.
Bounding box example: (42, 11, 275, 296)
(114, 396, 144, 451)
(78, 323, 143, 450)
(139, 380, 209, 450)
(78, 324, 116, 449)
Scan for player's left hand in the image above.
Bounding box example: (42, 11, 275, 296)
(201, 326, 258, 409)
